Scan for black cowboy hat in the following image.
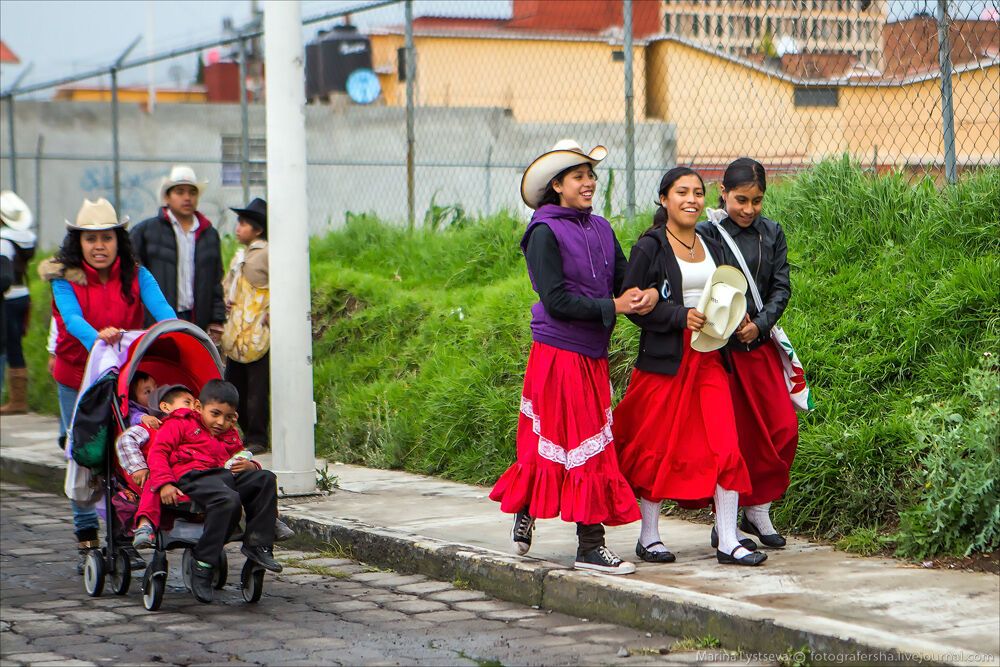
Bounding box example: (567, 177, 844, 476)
(229, 197, 267, 232)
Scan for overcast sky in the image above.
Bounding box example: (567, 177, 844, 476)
(1, 0, 995, 94)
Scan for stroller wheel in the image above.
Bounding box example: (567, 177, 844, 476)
(142, 571, 165, 611)
(83, 550, 105, 597)
(110, 550, 131, 596)
(241, 559, 265, 603)
(214, 551, 229, 590)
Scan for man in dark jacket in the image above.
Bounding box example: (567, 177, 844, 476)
(131, 165, 225, 339)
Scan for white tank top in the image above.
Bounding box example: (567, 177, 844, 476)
(678, 236, 717, 308)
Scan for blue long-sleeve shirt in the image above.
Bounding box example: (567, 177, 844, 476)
(53, 266, 176, 350)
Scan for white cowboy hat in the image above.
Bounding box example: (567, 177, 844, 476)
(159, 165, 208, 201)
(691, 265, 749, 353)
(66, 198, 129, 231)
(0, 191, 34, 232)
(520, 139, 608, 210)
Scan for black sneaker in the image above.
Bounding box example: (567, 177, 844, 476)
(274, 518, 295, 542)
(511, 511, 535, 556)
(574, 546, 636, 575)
(190, 560, 215, 603)
(121, 546, 147, 570)
(241, 544, 283, 572)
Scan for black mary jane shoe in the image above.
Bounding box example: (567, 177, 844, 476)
(739, 513, 787, 548)
(635, 540, 676, 563)
(716, 545, 767, 566)
(710, 525, 757, 552)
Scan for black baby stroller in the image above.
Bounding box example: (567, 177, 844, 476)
(69, 319, 270, 610)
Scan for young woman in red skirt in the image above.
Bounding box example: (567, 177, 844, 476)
(489, 140, 657, 575)
(698, 158, 798, 548)
(612, 167, 766, 567)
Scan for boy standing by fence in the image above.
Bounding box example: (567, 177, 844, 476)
(222, 198, 270, 454)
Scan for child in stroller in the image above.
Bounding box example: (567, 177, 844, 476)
(76, 320, 283, 610)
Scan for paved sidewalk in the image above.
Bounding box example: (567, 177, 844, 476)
(2, 412, 998, 666)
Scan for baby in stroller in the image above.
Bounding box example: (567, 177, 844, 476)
(146, 379, 283, 603)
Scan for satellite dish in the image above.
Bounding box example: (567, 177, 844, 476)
(776, 35, 799, 56)
(346, 68, 381, 105)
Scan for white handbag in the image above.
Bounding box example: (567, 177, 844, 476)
(713, 220, 814, 413)
(64, 458, 103, 505)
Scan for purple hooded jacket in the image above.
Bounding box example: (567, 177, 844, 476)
(521, 204, 618, 358)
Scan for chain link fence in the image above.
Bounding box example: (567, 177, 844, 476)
(1, 0, 997, 246)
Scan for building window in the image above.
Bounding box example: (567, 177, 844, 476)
(716, 15, 723, 37)
(846, 19, 852, 39)
(221, 135, 267, 186)
(794, 87, 839, 107)
(664, 14, 672, 33)
(693, 13, 700, 36)
(754, 16, 761, 36)
(744, 17, 752, 37)
(704, 15, 711, 34)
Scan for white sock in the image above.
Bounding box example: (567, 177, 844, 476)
(639, 498, 668, 553)
(744, 503, 777, 535)
(714, 485, 751, 559)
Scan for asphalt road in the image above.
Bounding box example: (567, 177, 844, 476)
(0, 482, 746, 666)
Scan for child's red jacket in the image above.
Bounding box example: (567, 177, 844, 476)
(147, 408, 257, 492)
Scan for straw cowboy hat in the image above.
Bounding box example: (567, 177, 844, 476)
(0, 191, 34, 232)
(520, 139, 608, 210)
(66, 198, 129, 231)
(691, 265, 749, 353)
(159, 165, 208, 201)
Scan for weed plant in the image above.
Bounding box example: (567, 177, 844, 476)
(20, 159, 999, 557)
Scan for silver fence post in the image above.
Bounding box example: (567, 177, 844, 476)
(936, 0, 957, 185)
(623, 0, 636, 221)
(239, 34, 251, 203)
(405, 0, 416, 230)
(34, 134, 43, 231)
(5, 95, 15, 192)
(111, 37, 142, 212)
(3, 65, 32, 193)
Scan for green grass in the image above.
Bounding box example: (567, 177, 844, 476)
(20, 159, 1000, 558)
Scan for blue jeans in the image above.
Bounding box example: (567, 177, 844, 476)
(58, 382, 101, 538)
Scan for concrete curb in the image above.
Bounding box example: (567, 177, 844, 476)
(279, 508, 954, 666)
(0, 453, 965, 666)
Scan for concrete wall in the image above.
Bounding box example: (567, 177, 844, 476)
(0, 100, 676, 248)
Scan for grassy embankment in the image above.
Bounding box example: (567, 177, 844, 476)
(20, 159, 999, 558)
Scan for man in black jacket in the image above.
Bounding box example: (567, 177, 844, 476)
(131, 165, 225, 339)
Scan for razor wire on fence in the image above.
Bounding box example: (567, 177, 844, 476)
(1, 0, 997, 247)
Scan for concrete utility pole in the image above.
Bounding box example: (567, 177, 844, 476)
(264, 0, 316, 495)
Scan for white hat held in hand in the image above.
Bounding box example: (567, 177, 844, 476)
(691, 265, 749, 353)
(0, 191, 34, 232)
(520, 139, 608, 210)
(160, 165, 208, 201)
(66, 198, 129, 231)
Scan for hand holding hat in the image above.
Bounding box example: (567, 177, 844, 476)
(690, 266, 749, 352)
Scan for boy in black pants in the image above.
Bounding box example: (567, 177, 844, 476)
(147, 379, 282, 603)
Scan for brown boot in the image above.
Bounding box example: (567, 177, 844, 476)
(0, 367, 29, 415)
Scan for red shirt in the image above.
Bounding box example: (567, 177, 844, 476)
(147, 408, 251, 491)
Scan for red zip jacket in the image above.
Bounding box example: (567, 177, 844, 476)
(147, 408, 257, 492)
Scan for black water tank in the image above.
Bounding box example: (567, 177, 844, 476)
(305, 25, 373, 102)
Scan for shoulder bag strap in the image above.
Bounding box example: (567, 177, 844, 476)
(712, 222, 764, 311)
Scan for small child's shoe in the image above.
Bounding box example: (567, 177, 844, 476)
(132, 524, 155, 550)
(274, 518, 295, 542)
(241, 545, 283, 572)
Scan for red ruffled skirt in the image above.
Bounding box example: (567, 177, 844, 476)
(729, 342, 799, 505)
(613, 330, 752, 506)
(489, 342, 640, 526)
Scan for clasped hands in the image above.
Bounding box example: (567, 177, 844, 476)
(613, 287, 659, 316)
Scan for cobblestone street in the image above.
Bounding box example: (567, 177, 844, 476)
(0, 483, 739, 666)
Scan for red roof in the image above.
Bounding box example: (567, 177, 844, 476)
(0, 40, 20, 65)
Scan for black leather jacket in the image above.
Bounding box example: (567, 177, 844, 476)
(697, 215, 791, 352)
(622, 226, 731, 376)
